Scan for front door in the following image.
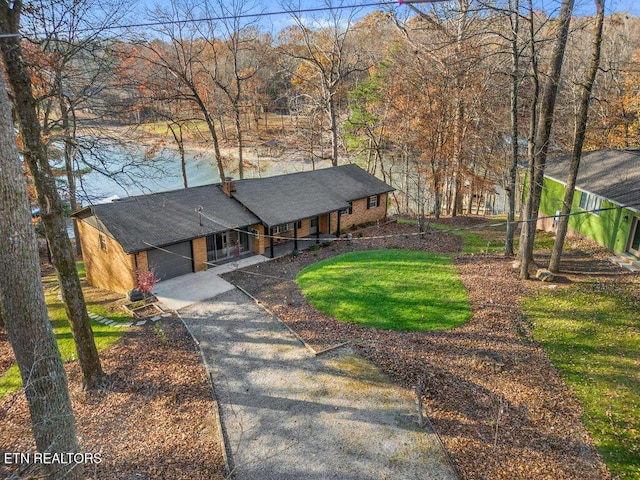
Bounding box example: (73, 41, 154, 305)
(309, 217, 318, 235)
(628, 217, 640, 258)
(207, 232, 228, 262)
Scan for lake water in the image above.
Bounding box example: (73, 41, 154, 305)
(61, 140, 332, 238)
(71, 141, 330, 206)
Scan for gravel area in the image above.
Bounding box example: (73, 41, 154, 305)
(0, 319, 226, 479)
(180, 288, 457, 480)
(222, 218, 619, 480)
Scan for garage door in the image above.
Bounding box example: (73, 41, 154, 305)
(147, 241, 193, 281)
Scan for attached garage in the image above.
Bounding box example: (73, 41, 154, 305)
(147, 241, 193, 281)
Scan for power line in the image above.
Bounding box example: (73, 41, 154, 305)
(135, 202, 640, 269)
(74, 1, 398, 34)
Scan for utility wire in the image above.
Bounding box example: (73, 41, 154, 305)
(72, 1, 398, 34)
(134, 201, 640, 267)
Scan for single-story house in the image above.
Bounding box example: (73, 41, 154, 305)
(537, 148, 640, 259)
(73, 164, 394, 293)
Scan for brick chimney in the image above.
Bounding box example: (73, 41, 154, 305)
(222, 177, 236, 197)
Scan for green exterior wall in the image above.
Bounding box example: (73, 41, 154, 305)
(539, 177, 639, 255)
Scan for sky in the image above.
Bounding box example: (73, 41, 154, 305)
(129, 0, 639, 38)
(136, 0, 640, 31)
(562, 0, 639, 16)
(138, 0, 640, 18)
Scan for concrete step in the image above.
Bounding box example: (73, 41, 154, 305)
(609, 254, 640, 272)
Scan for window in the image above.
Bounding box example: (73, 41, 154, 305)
(272, 221, 302, 234)
(99, 234, 107, 251)
(341, 202, 353, 215)
(578, 191, 602, 215)
(367, 195, 379, 209)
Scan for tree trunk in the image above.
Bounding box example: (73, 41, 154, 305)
(549, 0, 604, 273)
(168, 122, 189, 188)
(58, 91, 83, 256)
(0, 67, 83, 480)
(194, 94, 226, 181)
(328, 92, 339, 167)
(234, 104, 244, 179)
(519, 0, 574, 279)
(505, 0, 520, 256)
(518, 0, 540, 264)
(0, 11, 104, 389)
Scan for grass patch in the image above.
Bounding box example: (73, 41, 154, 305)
(138, 120, 209, 139)
(522, 284, 640, 479)
(398, 217, 555, 253)
(296, 249, 471, 331)
(0, 263, 127, 399)
(429, 223, 505, 254)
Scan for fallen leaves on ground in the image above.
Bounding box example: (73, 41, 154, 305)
(0, 319, 226, 480)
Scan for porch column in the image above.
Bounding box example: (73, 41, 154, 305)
(294, 222, 298, 250)
(269, 226, 275, 259)
(336, 210, 341, 237)
(316, 216, 321, 244)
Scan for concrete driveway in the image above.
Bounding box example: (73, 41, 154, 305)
(153, 255, 268, 311)
(179, 289, 458, 480)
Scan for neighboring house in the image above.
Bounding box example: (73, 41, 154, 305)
(537, 149, 640, 260)
(73, 164, 394, 293)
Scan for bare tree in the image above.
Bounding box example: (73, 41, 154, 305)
(548, 0, 605, 272)
(167, 120, 189, 188)
(22, 0, 131, 254)
(519, 0, 575, 279)
(0, 1, 104, 388)
(0, 61, 83, 480)
(505, 0, 522, 255)
(280, 0, 371, 166)
(198, 0, 264, 179)
(136, 0, 227, 181)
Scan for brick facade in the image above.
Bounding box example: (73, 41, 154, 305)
(252, 224, 265, 254)
(77, 182, 391, 293)
(339, 193, 388, 232)
(77, 220, 137, 293)
(192, 237, 207, 272)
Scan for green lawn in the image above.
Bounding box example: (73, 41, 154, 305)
(0, 265, 127, 399)
(296, 249, 471, 331)
(523, 284, 640, 479)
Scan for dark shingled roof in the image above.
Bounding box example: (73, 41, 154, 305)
(74, 184, 259, 253)
(231, 164, 395, 227)
(544, 149, 640, 211)
(73, 164, 394, 253)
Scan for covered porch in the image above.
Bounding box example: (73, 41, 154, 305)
(265, 233, 336, 259)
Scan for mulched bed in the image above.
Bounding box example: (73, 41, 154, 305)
(0, 327, 13, 378)
(223, 218, 621, 480)
(0, 318, 226, 480)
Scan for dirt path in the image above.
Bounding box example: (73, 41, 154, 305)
(180, 288, 458, 480)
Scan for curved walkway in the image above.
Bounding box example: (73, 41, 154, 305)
(179, 289, 457, 480)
